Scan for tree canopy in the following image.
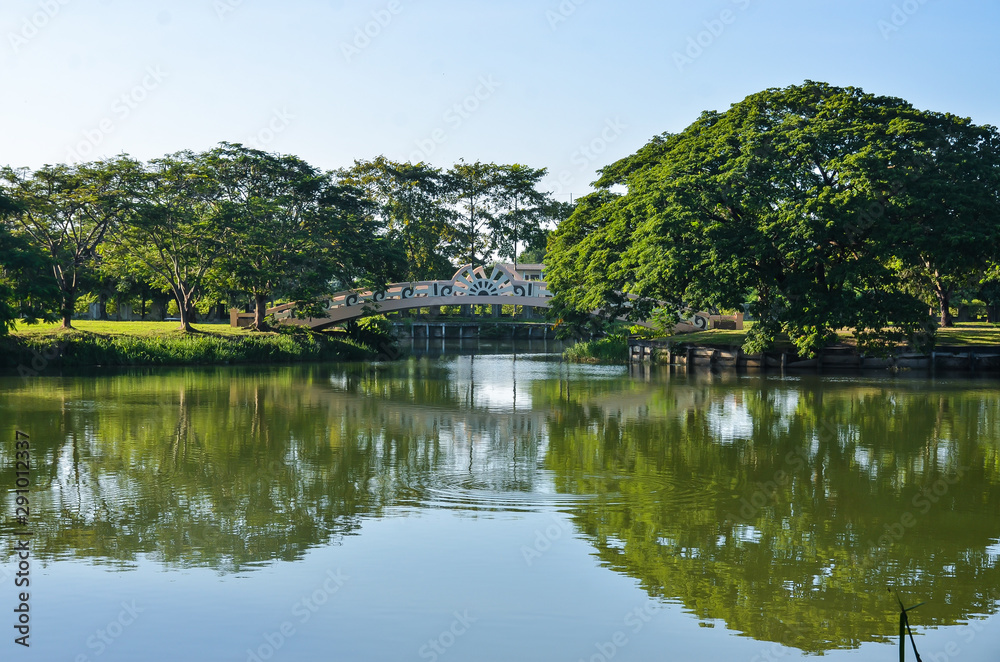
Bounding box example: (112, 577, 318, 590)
(0, 146, 561, 334)
(544, 82, 1000, 353)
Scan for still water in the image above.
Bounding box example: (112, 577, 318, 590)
(1, 351, 999, 661)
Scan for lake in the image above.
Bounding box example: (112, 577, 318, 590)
(1, 351, 998, 661)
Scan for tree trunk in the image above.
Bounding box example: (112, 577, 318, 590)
(60, 287, 75, 329)
(935, 286, 953, 328)
(252, 293, 269, 330)
(176, 295, 193, 332)
(98, 292, 109, 320)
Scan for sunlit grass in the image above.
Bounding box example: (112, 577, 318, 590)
(12, 320, 250, 337)
(935, 323, 1000, 346)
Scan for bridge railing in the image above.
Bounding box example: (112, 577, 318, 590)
(229, 263, 741, 332)
(232, 265, 554, 328)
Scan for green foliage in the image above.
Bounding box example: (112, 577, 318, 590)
(209, 143, 385, 330)
(338, 157, 457, 281)
(103, 151, 226, 332)
(0, 330, 372, 369)
(346, 314, 398, 356)
(0, 194, 59, 334)
(563, 333, 628, 364)
(0, 158, 139, 327)
(538, 377, 1000, 652)
(544, 82, 1000, 356)
(0, 146, 560, 333)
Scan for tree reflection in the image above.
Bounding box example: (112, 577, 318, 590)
(539, 374, 1000, 652)
(1, 366, 997, 653)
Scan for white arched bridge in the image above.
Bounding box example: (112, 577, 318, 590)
(230, 263, 743, 333)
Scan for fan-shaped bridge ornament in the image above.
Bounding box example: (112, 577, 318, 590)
(451, 264, 516, 297)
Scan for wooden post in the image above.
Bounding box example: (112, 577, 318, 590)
(686, 346, 694, 368)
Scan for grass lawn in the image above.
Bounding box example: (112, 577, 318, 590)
(12, 320, 251, 338)
(935, 323, 1000, 346)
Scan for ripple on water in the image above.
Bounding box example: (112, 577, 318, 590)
(401, 470, 596, 513)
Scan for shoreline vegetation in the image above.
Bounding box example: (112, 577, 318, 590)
(4, 320, 1000, 371)
(563, 322, 1000, 365)
(0, 321, 379, 373)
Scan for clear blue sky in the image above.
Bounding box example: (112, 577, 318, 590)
(2, 0, 997, 201)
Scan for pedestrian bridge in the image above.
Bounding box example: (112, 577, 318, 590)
(230, 263, 742, 332)
(232, 264, 552, 331)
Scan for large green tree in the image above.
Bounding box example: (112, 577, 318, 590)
(0, 159, 138, 329)
(0, 193, 59, 333)
(546, 82, 1000, 354)
(445, 160, 503, 267)
(492, 164, 549, 268)
(209, 143, 385, 330)
(879, 115, 1000, 327)
(105, 152, 227, 332)
(338, 157, 456, 281)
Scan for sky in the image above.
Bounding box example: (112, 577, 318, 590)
(1, 0, 998, 202)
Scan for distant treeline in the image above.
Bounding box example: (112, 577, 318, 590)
(0, 146, 570, 333)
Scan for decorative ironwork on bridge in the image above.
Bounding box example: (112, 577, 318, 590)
(232, 264, 553, 330)
(231, 262, 743, 333)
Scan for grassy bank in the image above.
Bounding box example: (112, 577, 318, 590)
(1, 321, 378, 372)
(563, 335, 629, 364)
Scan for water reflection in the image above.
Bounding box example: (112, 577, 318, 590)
(1, 362, 997, 653)
(538, 372, 1000, 651)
